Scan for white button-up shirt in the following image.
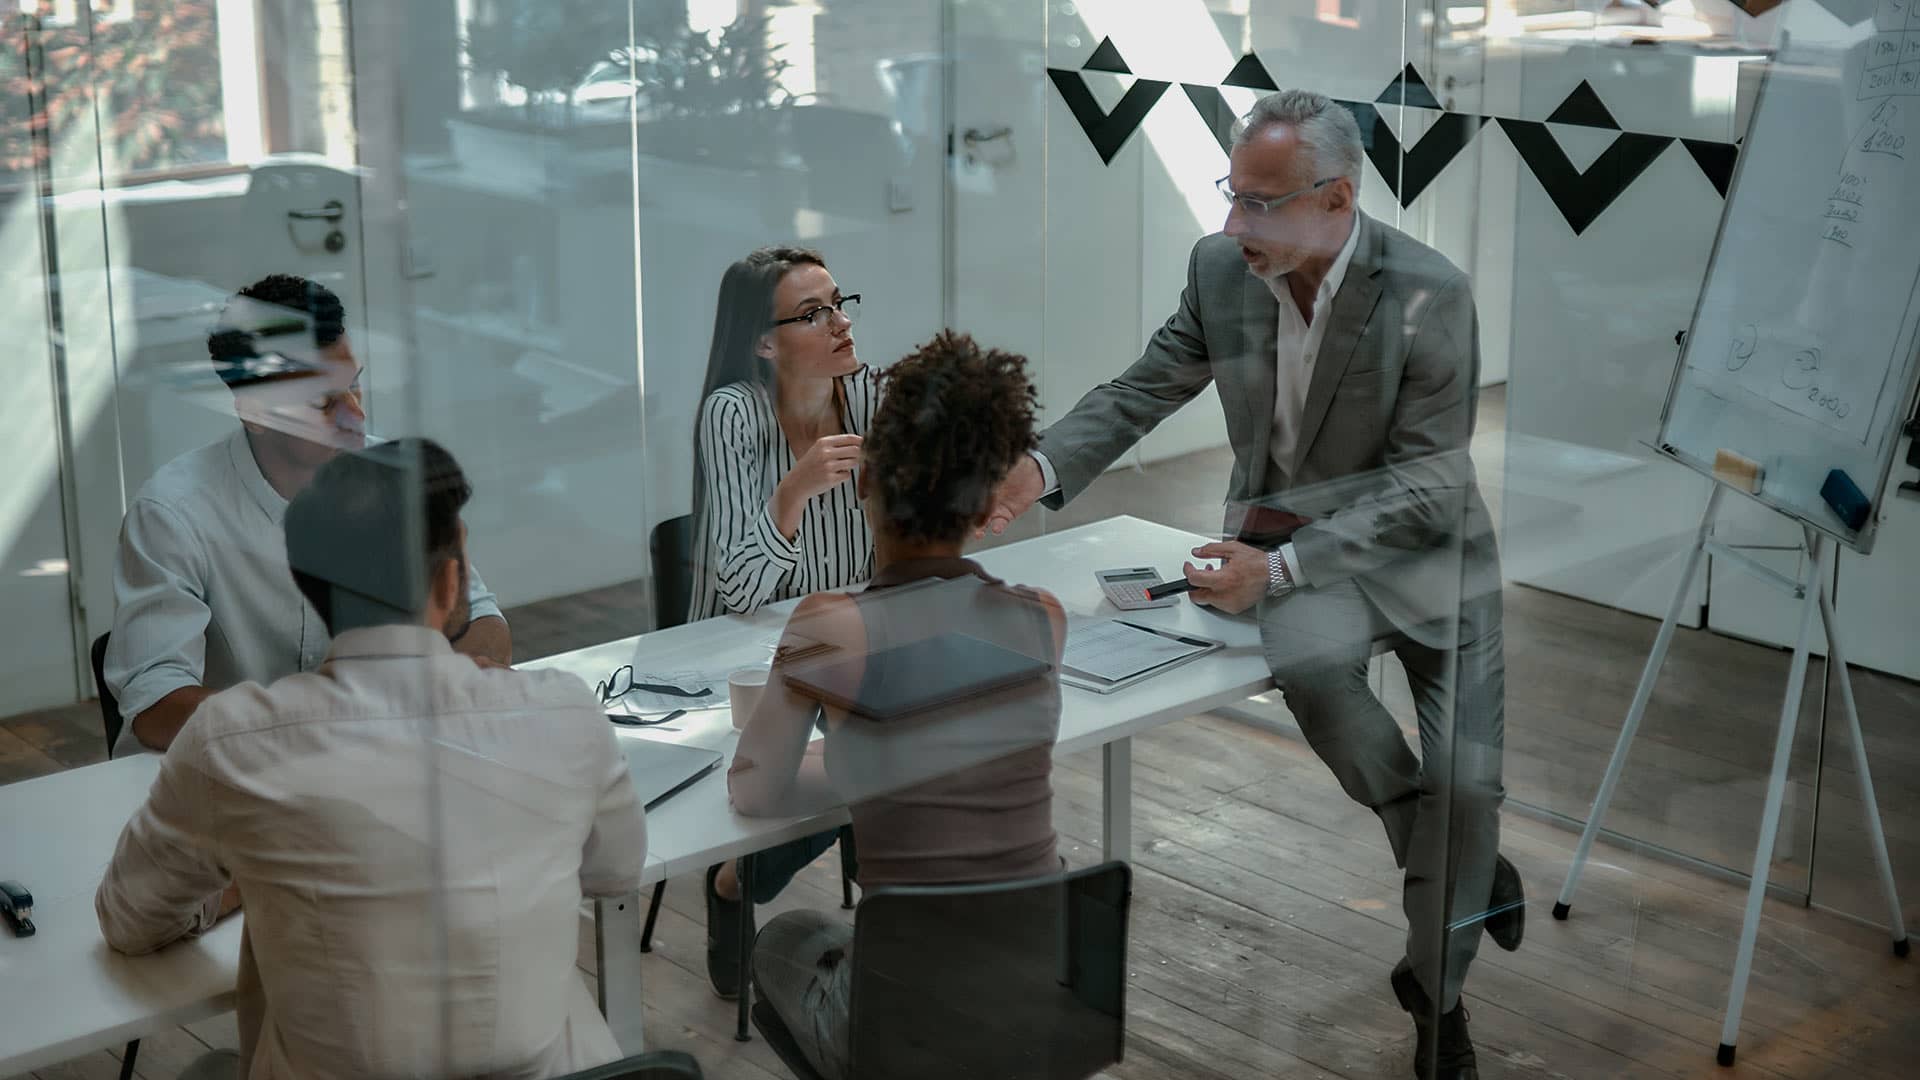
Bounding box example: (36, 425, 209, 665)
(104, 430, 503, 756)
(1259, 216, 1359, 588)
(95, 624, 645, 1080)
(1266, 216, 1359, 491)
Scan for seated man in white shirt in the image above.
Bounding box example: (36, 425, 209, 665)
(103, 274, 512, 756)
(96, 438, 644, 1080)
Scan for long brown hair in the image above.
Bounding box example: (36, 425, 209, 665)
(690, 246, 831, 533)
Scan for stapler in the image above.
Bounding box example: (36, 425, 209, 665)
(1, 879, 35, 937)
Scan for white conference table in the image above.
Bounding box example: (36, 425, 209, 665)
(0, 515, 1274, 1073)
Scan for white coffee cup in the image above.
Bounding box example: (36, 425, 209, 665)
(728, 666, 770, 730)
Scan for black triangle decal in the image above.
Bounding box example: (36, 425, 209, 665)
(1500, 119, 1670, 234)
(1545, 81, 1620, 130)
(1681, 138, 1738, 198)
(1083, 37, 1130, 75)
(1397, 114, 1489, 207)
(1338, 101, 1486, 207)
(1342, 102, 1404, 197)
(1375, 64, 1443, 110)
(1185, 84, 1237, 154)
(1048, 68, 1170, 165)
(1222, 53, 1279, 91)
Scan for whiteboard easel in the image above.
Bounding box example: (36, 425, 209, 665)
(1557, 6, 1918, 1067)
(1552, 485, 1908, 1067)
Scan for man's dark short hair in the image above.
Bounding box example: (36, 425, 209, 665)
(208, 274, 346, 383)
(285, 438, 471, 636)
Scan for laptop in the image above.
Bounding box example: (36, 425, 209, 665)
(782, 632, 1052, 723)
(620, 737, 724, 810)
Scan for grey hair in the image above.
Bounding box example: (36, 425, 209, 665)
(1230, 89, 1365, 183)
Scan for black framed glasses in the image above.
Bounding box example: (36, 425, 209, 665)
(771, 293, 861, 331)
(1216, 176, 1337, 216)
(607, 709, 684, 727)
(594, 664, 711, 707)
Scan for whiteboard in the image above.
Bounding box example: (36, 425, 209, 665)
(1660, 0, 1920, 554)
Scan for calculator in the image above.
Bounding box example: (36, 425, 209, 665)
(1095, 567, 1178, 610)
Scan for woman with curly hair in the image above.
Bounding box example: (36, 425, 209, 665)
(728, 331, 1068, 1080)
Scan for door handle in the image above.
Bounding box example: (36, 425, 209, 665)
(286, 200, 345, 222)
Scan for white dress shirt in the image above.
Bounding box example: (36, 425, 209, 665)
(96, 624, 645, 1080)
(104, 430, 503, 756)
(1031, 217, 1359, 591)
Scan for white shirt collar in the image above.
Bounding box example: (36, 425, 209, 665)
(227, 428, 289, 524)
(1266, 213, 1361, 313)
(325, 623, 456, 662)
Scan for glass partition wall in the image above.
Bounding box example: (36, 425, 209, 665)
(3, 2, 1916, 1078)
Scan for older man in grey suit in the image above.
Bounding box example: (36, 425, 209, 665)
(986, 90, 1517, 1080)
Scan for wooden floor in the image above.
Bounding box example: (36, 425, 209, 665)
(7, 384, 1920, 1078)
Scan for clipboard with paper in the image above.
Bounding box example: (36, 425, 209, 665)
(1060, 617, 1224, 695)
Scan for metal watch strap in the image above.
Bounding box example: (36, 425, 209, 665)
(1266, 547, 1294, 596)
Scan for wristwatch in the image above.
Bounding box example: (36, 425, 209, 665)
(1266, 548, 1295, 597)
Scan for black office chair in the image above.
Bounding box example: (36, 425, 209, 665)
(90, 633, 144, 1080)
(648, 515, 698, 634)
(752, 861, 1132, 1080)
(91, 633, 126, 758)
(637, 518, 855, 967)
(556, 1051, 704, 1079)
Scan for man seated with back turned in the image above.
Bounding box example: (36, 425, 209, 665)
(96, 438, 645, 1080)
(103, 274, 511, 757)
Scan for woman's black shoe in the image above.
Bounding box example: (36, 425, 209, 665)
(705, 863, 754, 1001)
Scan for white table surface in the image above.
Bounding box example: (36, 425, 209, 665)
(0, 514, 1272, 1073)
(0, 755, 244, 1075)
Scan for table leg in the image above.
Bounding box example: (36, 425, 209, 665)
(1103, 738, 1133, 862)
(594, 892, 647, 1055)
(737, 857, 754, 1042)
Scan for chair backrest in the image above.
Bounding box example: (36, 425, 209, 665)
(649, 514, 696, 631)
(89, 633, 123, 758)
(845, 861, 1132, 1079)
(555, 1050, 703, 1080)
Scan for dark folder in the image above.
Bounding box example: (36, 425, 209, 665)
(782, 632, 1051, 723)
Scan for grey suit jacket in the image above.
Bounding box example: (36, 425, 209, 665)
(1036, 212, 1500, 639)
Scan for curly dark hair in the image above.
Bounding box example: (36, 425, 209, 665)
(866, 331, 1039, 544)
(207, 273, 347, 384)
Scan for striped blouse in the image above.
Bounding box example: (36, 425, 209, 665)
(688, 366, 880, 621)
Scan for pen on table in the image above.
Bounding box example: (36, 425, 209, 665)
(1116, 621, 1213, 649)
(1145, 578, 1197, 601)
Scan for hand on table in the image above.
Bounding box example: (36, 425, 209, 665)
(1183, 541, 1268, 615)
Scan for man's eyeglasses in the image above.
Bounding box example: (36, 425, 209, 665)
(1216, 176, 1338, 216)
(595, 664, 711, 707)
(771, 294, 861, 331)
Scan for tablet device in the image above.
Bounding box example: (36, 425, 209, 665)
(782, 632, 1052, 722)
(621, 737, 724, 810)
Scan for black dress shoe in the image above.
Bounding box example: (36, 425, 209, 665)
(705, 862, 754, 1001)
(1486, 854, 1525, 952)
(1392, 960, 1480, 1080)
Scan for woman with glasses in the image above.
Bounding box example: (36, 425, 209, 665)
(689, 246, 875, 1002)
(689, 246, 872, 622)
